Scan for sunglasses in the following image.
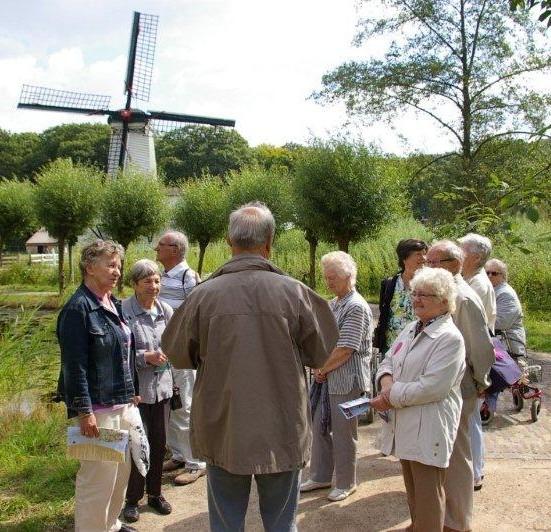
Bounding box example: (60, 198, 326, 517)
(485, 271, 502, 276)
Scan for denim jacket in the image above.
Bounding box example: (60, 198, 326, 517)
(56, 283, 136, 418)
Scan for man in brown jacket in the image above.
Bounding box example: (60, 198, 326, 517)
(162, 202, 339, 531)
(427, 240, 495, 532)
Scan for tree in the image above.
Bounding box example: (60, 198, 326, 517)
(314, 1, 551, 207)
(100, 169, 169, 291)
(156, 125, 252, 184)
(34, 123, 111, 174)
(511, 0, 551, 27)
(34, 159, 102, 292)
(0, 180, 36, 263)
(0, 130, 41, 180)
(173, 176, 229, 275)
(293, 139, 394, 253)
(226, 166, 293, 231)
(251, 144, 298, 173)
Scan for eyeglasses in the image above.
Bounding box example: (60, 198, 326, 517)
(411, 291, 438, 299)
(486, 271, 502, 277)
(156, 242, 177, 248)
(426, 258, 455, 267)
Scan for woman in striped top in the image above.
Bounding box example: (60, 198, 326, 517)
(300, 251, 373, 502)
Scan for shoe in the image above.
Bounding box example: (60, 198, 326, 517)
(122, 503, 139, 523)
(299, 479, 332, 492)
(174, 468, 207, 485)
(120, 525, 138, 532)
(148, 494, 172, 515)
(327, 486, 357, 502)
(474, 478, 483, 491)
(162, 458, 186, 472)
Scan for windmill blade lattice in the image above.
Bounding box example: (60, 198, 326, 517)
(18, 85, 111, 114)
(125, 12, 159, 102)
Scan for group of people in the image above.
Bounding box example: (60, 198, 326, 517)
(56, 201, 527, 532)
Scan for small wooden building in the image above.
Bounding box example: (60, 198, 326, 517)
(25, 229, 58, 254)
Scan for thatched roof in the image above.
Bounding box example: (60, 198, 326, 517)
(26, 228, 57, 245)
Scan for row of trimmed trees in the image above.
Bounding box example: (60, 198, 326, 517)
(1, 139, 404, 293)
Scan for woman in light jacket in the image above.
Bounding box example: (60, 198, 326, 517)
(122, 259, 174, 523)
(371, 267, 466, 532)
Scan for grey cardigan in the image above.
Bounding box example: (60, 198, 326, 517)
(495, 282, 526, 356)
(122, 295, 174, 404)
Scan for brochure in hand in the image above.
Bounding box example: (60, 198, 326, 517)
(338, 396, 372, 419)
(67, 426, 128, 463)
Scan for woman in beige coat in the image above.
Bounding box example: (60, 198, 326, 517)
(372, 267, 466, 532)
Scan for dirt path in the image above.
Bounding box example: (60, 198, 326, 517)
(130, 351, 551, 531)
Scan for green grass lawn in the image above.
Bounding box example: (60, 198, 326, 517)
(525, 310, 551, 353)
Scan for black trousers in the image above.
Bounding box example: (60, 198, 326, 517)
(126, 398, 170, 503)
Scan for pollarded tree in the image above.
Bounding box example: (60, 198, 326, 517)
(34, 159, 102, 292)
(0, 179, 37, 264)
(226, 166, 293, 231)
(173, 176, 229, 275)
(293, 139, 394, 253)
(100, 169, 169, 291)
(315, 1, 551, 188)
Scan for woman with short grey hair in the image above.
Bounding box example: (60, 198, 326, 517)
(301, 251, 373, 502)
(372, 267, 465, 531)
(122, 259, 174, 523)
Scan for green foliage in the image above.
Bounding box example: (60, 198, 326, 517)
(293, 139, 397, 251)
(0, 262, 57, 287)
(100, 169, 169, 250)
(156, 125, 252, 184)
(250, 144, 299, 173)
(34, 159, 103, 292)
(226, 166, 293, 229)
(0, 180, 37, 259)
(0, 130, 41, 180)
(173, 176, 229, 274)
(511, 0, 551, 26)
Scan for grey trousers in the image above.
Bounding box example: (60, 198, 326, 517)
(444, 394, 477, 531)
(309, 386, 361, 490)
(206, 464, 301, 532)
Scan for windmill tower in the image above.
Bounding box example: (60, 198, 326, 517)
(17, 12, 235, 176)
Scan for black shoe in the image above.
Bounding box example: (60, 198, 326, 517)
(148, 494, 172, 515)
(123, 503, 139, 523)
(120, 524, 138, 532)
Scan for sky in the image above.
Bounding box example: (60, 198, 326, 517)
(1, 0, 462, 154)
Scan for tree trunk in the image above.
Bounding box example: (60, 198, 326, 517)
(117, 253, 125, 294)
(68, 243, 74, 285)
(0, 236, 3, 266)
(336, 237, 349, 253)
(197, 241, 209, 276)
(58, 236, 66, 294)
(306, 234, 318, 289)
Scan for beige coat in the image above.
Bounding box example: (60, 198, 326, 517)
(377, 314, 466, 468)
(161, 254, 339, 475)
(453, 274, 495, 398)
(467, 267, 497, 332)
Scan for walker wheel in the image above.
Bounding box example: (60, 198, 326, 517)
(531, 399, 541, 422)
(513, 389, 524, 412)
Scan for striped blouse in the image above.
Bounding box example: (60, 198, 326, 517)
(327, 289, 373, 394)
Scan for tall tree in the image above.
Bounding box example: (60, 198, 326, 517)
(315, 1, 551, 177)
(293, 140, 395, 253)
(0, 180, 37, 264)
(100, 169, 169, 291)
(173, 176, 229, 275)
(156, 125, 252, 184)
(226, 166, 293, 231)
(0, 130, 41, 180)
(34, 159, 102, 292)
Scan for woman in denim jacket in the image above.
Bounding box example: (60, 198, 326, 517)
(57, 240, 138, 532)
(121, 259, 174, 523)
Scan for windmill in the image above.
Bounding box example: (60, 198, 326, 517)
(17, 11, 235, 176)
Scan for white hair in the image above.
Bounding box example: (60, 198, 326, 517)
(458, 233, 493, 267)
(228, 202, 275, 249)
(430, 239, 464, 263)
(410, 267, 457, 314)
(129, 259, 160, 284)
(485, 258, 508, 281)
(162, 231, 189, 259)
(320, 251, 357, 286)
